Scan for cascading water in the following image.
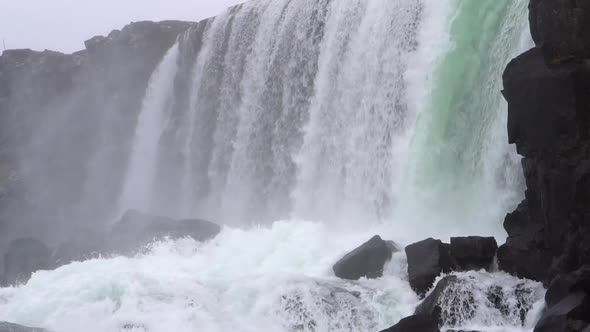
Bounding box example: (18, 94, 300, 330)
(119, 43, 180, 215)
(119, 0, 529, 234)
(0, 0, 546, 331)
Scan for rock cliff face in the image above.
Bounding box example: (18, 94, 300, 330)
(499, 0, 590, 285)
(0, 21, 191, 250)
(499, 0, 590, 330)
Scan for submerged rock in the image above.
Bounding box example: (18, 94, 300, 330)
(106, 210, 221, 254)
(412, 273, 541, 330)
(450, 237, 497, 271)
(379, 315, 439, 332)
(415, 276, 463, 326)
(0, 322, 46, 332)
(2, 238, 50, 285)
(405, 238, 453, 296)
(333, 235, 399, 280)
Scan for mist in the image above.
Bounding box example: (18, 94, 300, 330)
(0, 0, 246, 52)
(0, 1, 562, 331)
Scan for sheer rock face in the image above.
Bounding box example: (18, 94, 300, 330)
(0, 21, 192, 247)
(529, 0, 590, 64)
(500, 0, 590, 285)
(501, 1, 590, 330)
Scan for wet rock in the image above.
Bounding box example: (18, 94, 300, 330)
(0, 322, 46, 332)
(450, 236, 497, 271)
(405, 238, 453, 296)
(379, 315, 439, 332)
(333, 235, 399, 280)
(534, 292, 589, 332)
(415, 276, 464, 326)
(2, 238, 50, 285)
(106, 210, 221, 254)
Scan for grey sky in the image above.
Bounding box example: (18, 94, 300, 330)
(0, 0, 246, 53)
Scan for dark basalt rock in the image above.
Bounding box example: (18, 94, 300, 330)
(379, 315, 439, 332)
(535, 268, 590, 332)
(2, 238, 50, 285)
(415, 276, 462, 326)
(333, 235, 398, 280)
(499, 41, 590, 283)
(405, 238, 453, 296)
(529, 0, 590, 64)
(0, 322, 46, 332)
(450, 237, 497, 271)
(502, 0, 590, 330)
(106, 210, 221, 254)
(533, 292, 589, 332)
(414, 275, 535, 329)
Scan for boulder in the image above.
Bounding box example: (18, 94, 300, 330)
(379, 315, 439, 332)
(534, 292, 589, 332)
(0, 322, 46, 332)
(106, 210, 221, 254)
(405, 238, 453, 296)
(449, 237, 497, 271)
(2, 238, 50, 285)
(333, 235, 398, 280)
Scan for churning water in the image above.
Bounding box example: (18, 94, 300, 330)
(0, 0, 543, 331)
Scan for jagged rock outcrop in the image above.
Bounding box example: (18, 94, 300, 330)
(500, 1, 590, 330)
(332, 235, 399, 280)
(0, 20, 192, 249)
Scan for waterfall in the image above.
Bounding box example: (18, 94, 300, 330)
(119, 43, 180, 215)
(0, 1, 548, 331)
(115, 0, 529, 237)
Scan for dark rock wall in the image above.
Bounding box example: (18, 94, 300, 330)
(0, 21, 191, 251)
(499, 0, 590, 284)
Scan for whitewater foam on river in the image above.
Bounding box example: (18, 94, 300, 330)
(0, 0, 545, 331)
(0, 222, 544, 332)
